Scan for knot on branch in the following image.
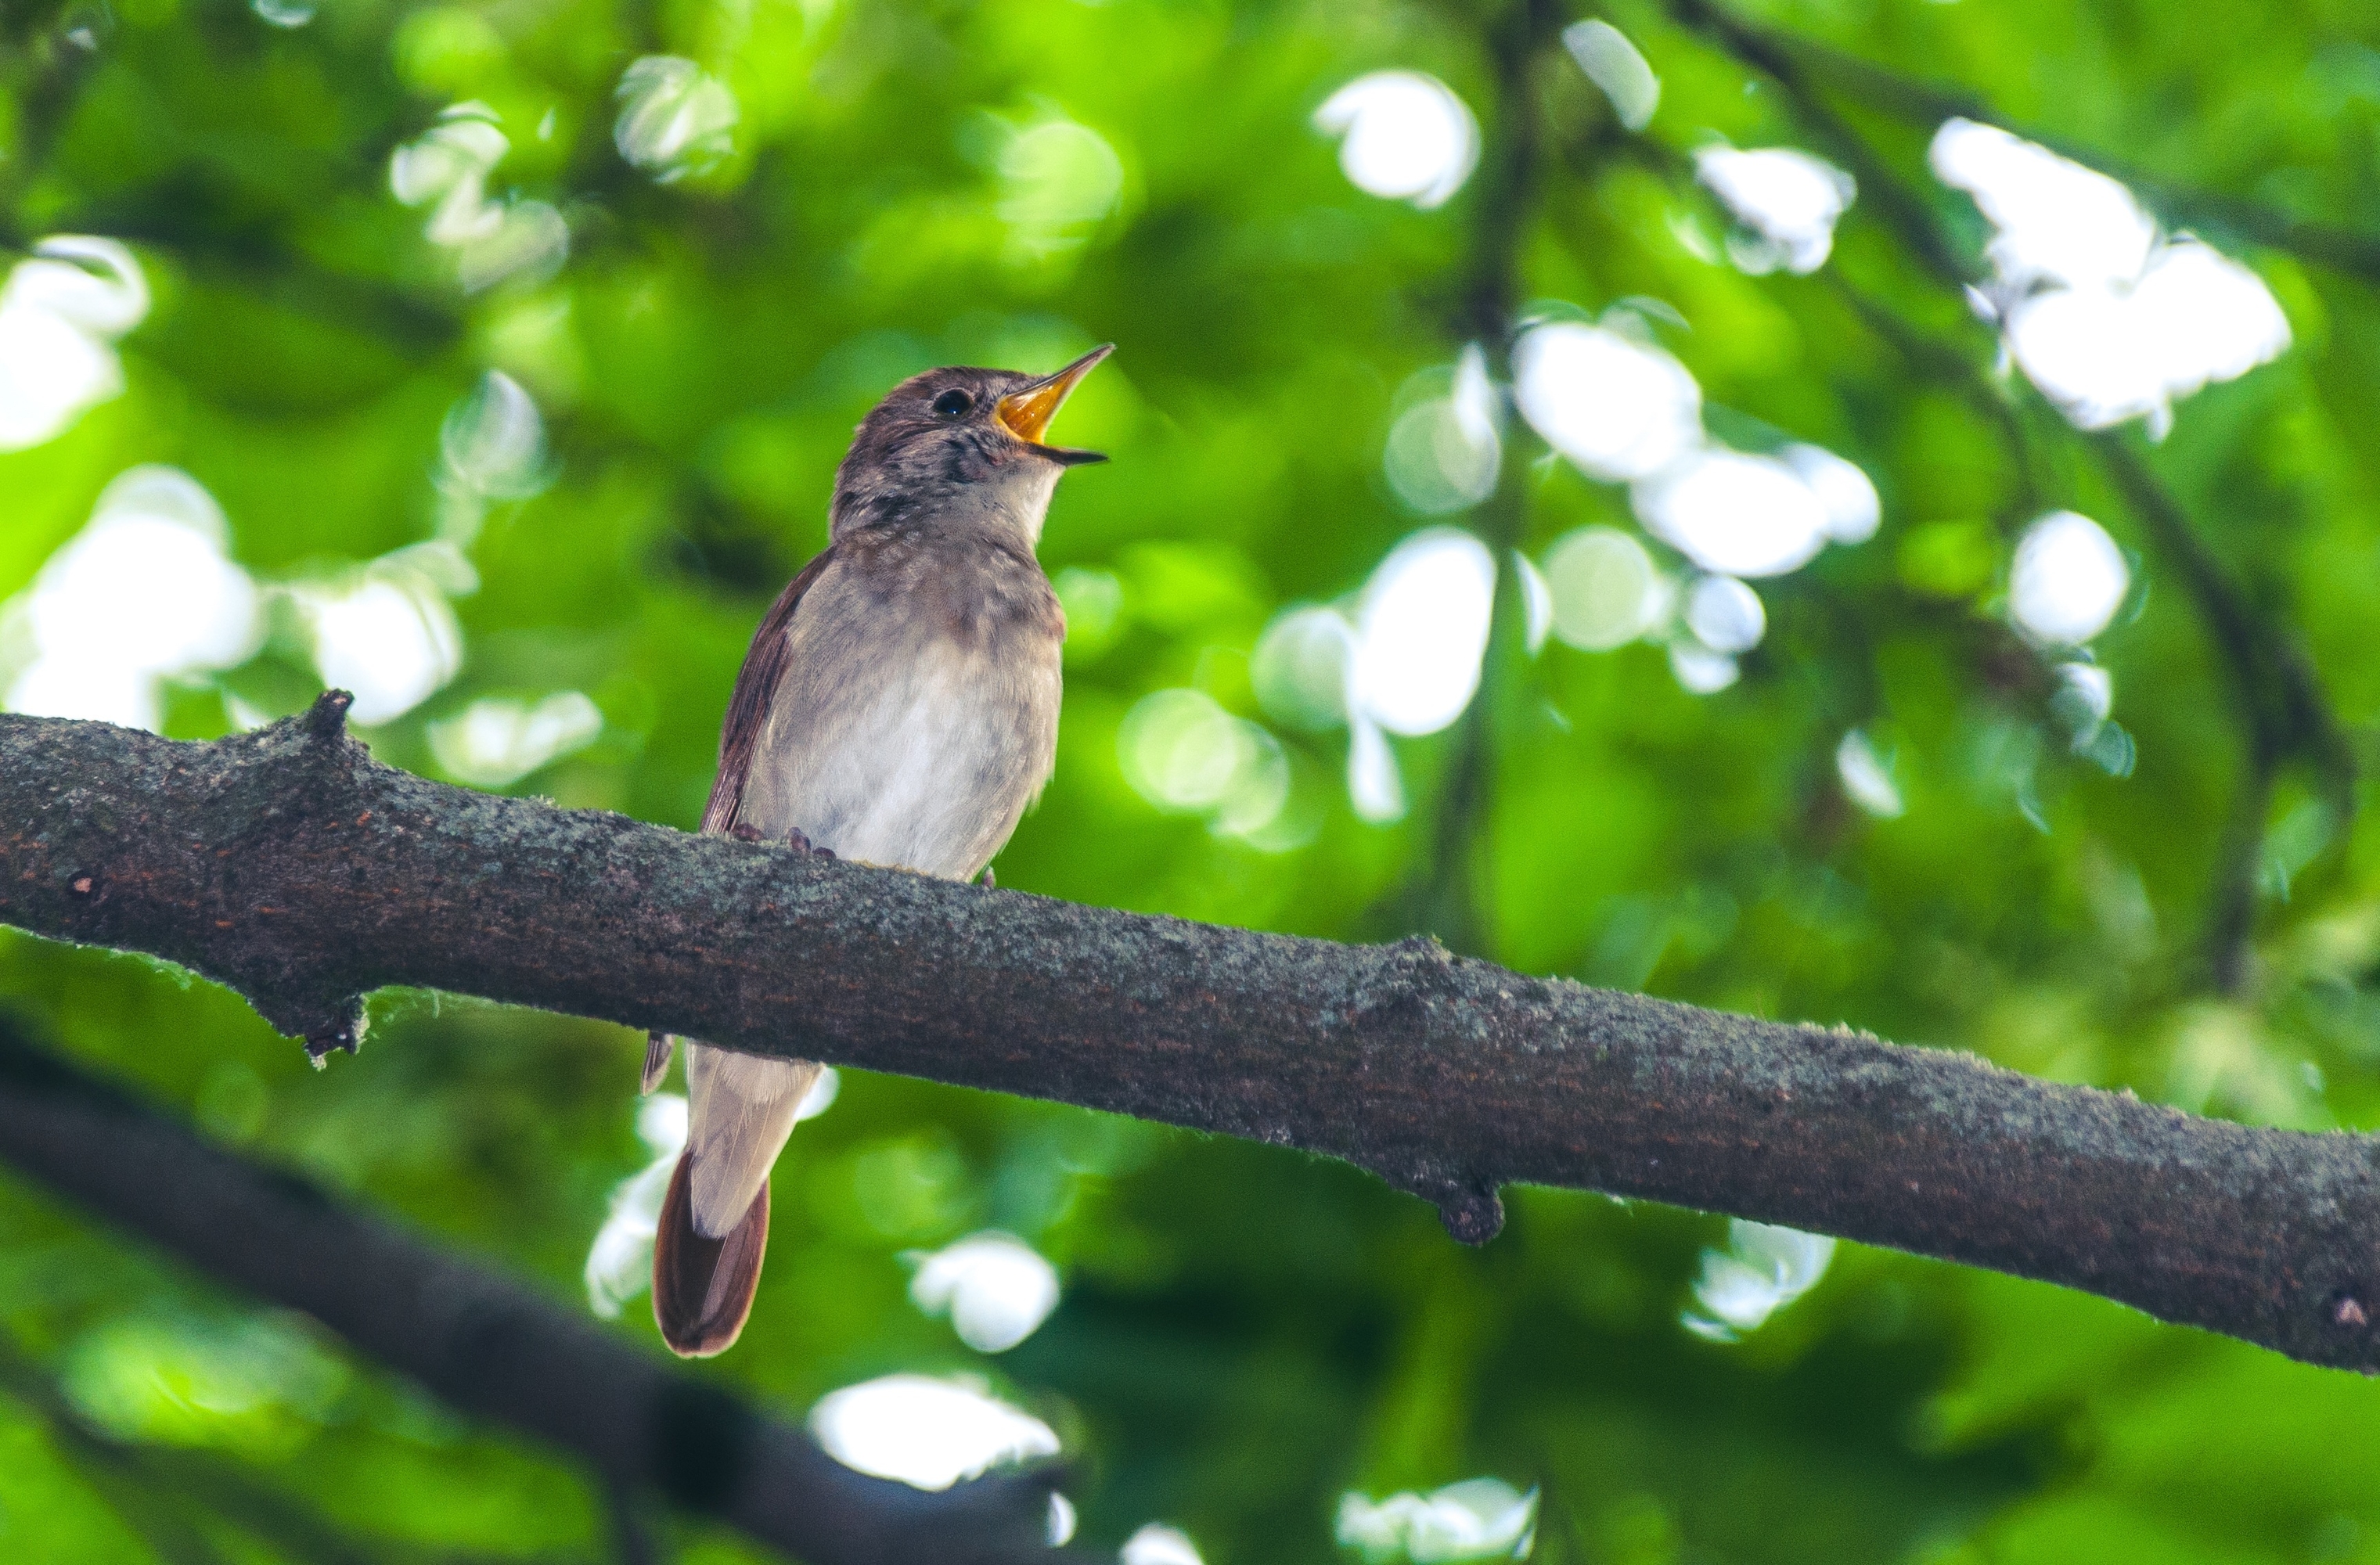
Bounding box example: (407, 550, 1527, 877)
(1346, 934, 1465, 1024)
(1402, 1174, 1505, 1245)
(301, 688, 355, 740)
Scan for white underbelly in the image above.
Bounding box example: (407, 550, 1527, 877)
(740, 639, 1057, 882)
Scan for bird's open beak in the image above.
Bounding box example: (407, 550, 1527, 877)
(997, 344, 1114, 466)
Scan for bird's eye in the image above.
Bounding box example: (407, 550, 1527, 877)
(931, 389, 974, 419)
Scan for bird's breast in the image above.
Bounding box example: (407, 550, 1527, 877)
(737, 553, 1062, 881)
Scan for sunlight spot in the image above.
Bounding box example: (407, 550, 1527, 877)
(1633, 448, 1830, 579)
(1564, 20, 1660, 131)
(3, 466, 261, 730)
(810, 1374, 1060, 1491)
(908, 1232, 1061, 1353)
(250, 0, 315, 23)
(2003, 239, 2291, 434)
(1932, 120, 2288, 435)
(0, 236, 149, 450)
(1314, 72, 1479, 210)
(1695, 146, 1855, 275)
(1835, 730, 1904, 818)
(2009, 509, 2128, 646)
(391, 106, 510, 243)
(614, 56, 738, 182)
(1930, 118, 2154, 291)
(1782, 443, 1881, 544)
(2053, 659, 2112, 737)
(1514, 550, 1552, 653)
(1540, 527, 1665, 651)
(1118, 689, 1291, 840)
(1336, 1477, 1538, 1563)
(391, 106, 568, 291)
(63, 1311, 347, 1457)
(1384, 345, 1502, 514)
(1351, 528, 1496, 736)
(1682, 574, 1764, 654)
(584, 1092, 685, 1319)
(1122, 1524, 1206, 1565)
(427, 691, 602, 787)
(1348, 715, 1406, 824)
(1682, 1219, 1835, 1340)
(999, 118, 1125, 257)
(1513, 322, 1701, 482)
(1251, 606, 1356, 731)
(440, 369, 552, 520)
(1667, 640, 1738, 695)
(294, 569, 463, 726)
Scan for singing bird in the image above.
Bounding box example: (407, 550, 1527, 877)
(645, 345, 1112, 1357)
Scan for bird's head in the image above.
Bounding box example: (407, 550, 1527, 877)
(830, 344, 1113, 545)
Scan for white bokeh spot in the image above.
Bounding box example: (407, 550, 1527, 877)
(1932, 119, 2289, 437)
(2009, 509, 2129, 646)
(810, 1375, 1060, 1491)
(2, 466, 261, 730)
(1682, 1219, 1835, 1341)
(0, 236, 149, 451)
(909, 1233, 1061, 1353)
(1336, 1477, 1538, 1563)
(1314, 72, 1480, 210)
(1695, 146, 1855, 275)
(1513, 322, 1701, 482)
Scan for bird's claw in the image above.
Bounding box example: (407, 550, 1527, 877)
(784, 828, 834, 859)
(729, 823, 764, 842)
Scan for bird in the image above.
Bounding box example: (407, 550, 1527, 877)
(645, 344, 1112, 1357)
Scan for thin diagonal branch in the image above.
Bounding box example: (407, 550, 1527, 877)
(6, 700, 2380, 1370)
(0, 1002, 1084, 1565)
(1726, 13, 2380, 283)
(1658, 0, 2360, 988)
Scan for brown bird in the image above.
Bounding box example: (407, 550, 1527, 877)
(646, 344, 1112, 1356)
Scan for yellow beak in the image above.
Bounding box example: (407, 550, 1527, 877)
(996, 344, 1114, 447)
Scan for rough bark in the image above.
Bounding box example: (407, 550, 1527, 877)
(0, 1012, 1077, 1564)
(4, 700, 2379, 1373)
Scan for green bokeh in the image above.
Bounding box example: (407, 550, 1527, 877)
(5, 0, 2380, 1560)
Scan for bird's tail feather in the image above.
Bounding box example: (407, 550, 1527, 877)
(652, 1150, 769, 1357)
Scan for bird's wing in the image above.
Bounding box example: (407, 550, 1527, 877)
(639, 544, 837, 1096)
(701, 543, 839, 836)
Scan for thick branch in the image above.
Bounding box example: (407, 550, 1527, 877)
(6, 704, 2380, 1369)
(0, 1005, 1074, 1565)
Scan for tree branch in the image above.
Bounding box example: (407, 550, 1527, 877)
(1410, 0, 1561, 957)
(0, 1002, 1079, 1565)
(1724, 10, 2380, 285)
(6, 700, 2380, 1369)
(1654, 3, 2360, 989)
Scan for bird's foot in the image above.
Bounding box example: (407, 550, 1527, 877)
(980, 865, 996, 889)
(783, 828, 834, 859)
(729, 823, 765, 842)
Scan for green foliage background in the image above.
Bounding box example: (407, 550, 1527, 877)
(5, 0, 2380, 1559)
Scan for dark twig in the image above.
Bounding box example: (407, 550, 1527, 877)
(0, 1006, 1089, 1565)
(2094, 434, 2359, 987)
(1733, 16, 2380, 283)
(0, 1329, 243, 1565)
(9, 703, 2380, 1369)
(1410, 0, 1561, 957)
